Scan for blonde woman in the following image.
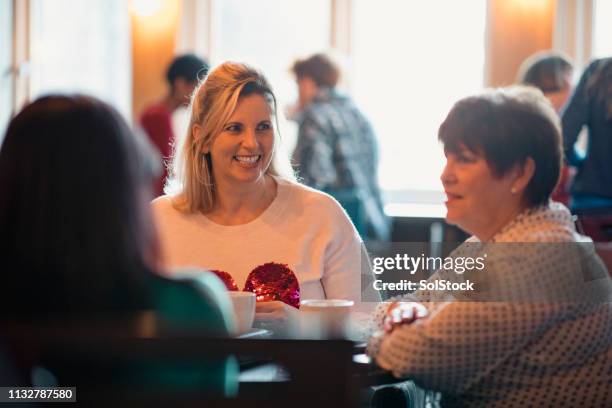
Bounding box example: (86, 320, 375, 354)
(152, 62, 368, 326)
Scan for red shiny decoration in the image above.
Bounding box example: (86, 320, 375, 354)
(244, 263, 300, 308)
(210, 270, 239, 291)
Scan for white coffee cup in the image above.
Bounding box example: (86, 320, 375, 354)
(299, 299, 354, 339)
(228, 291, 256, 335)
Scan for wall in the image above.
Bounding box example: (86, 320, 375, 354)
(131, 0, 180, 119)
(486, 0, 556, 86)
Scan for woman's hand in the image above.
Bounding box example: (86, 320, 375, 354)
(383, 302, 428, 333)
(255, 300, 299, 327)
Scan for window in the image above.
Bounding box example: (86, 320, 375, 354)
(29, 0, 131, 119)
(0, 0, 13, 141)
(593, 0, 612, 58)
(352, 0, 487, 199)
(194, 0, 487, 206)
(211, 0, 331, 150)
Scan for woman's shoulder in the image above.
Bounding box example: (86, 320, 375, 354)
(149, 270, 235, 335)
(151, 195, 184, 218)
(494, 202, 578, 243)
(278, 178, 345, 214)
(589, 57, 612, 71)
(277, 180, 360, 239)
(151, 194, 173, 208)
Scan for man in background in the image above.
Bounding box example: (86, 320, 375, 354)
(140, 54, 208, 196)
(291, 53, 390, 242)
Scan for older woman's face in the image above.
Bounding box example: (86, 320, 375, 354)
(441, 147, 520, 240)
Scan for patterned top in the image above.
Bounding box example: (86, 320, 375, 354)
(367, 202, 612, 407)
(292, 88, 390, 242)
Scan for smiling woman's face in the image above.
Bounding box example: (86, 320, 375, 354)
(206, 93, 274, 189)
(440, 146, 520, 239)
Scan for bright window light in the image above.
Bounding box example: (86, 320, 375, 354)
(352, 0, 486, 199)
(131, 0, 163, 17)
(593, 0, 612, 58)
(29, 0, 131, 120)
(212, 0, 330, 137)
(0, 0, 12, 141)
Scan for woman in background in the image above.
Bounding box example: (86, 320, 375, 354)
(152, 62, 372, 328)
(517, 51, 573, 111)
(368, 87, 612, 407)
(0, 95, 236, 393)
(517, 50, 574, 205)
(562, 57, 612, 211)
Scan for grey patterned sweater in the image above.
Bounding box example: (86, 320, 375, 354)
(367, 202, 612, 407)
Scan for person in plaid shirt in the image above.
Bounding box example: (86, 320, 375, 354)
(291, 53, 390, 242)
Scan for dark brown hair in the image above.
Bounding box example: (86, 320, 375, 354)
(439, 87, 562, 207)
(291, 53, 340, 88)
(166, 53, 209, 85)
(517, 51, 573, 93)
(0, 95, 160, 316)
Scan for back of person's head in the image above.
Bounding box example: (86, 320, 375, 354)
(517, 51, 573, 93)
(168, 61, 295, 212)
(166, 54, 209, 86)
(439, 86, 562, 207)
(291, 53, 340, 88)
(0, 95, 160, 316)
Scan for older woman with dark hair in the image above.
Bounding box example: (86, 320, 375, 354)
(367, 87, 612, 407)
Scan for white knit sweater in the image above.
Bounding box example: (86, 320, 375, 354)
(151, 177, 369, 303)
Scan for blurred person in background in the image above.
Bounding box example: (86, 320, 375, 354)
(518, 51, 574, 111)
(290, 53, 390, 243)
(518, 50, 574, 205)
(140, 54, 209, 197)
(561, 57, 612, 211)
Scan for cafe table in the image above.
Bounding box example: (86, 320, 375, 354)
(1, 313, 439, 407)
(233, 312, 440, 408)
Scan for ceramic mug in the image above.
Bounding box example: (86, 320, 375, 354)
(299, 299, 354, 339)
(229, 291, 256, 335)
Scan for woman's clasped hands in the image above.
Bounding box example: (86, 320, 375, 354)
(383, 302, 428, 333)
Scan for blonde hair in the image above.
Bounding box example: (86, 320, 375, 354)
(166, 61, 295, 213)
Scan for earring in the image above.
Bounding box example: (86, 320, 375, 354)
(511, 187, 517, 194)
